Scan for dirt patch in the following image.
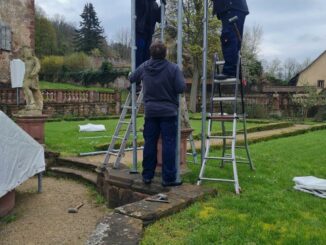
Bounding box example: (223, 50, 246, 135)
(0, 177, 108, 245)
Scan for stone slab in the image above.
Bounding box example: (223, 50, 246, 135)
(87, 212, 143, 245)
(114, 184, 217, 225)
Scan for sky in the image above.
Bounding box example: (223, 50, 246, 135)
(36, 0, 326, 64)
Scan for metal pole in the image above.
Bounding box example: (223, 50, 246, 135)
(175, 0, 183, 183)
(37, 172, 42, 193)
(130, 0, 138, 173)
(160, 1, 165, 41)
(201, 0, 208, 164)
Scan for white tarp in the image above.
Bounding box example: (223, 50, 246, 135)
(0, 111, 45, 198)
(79, 123, 106, 132)
(293, 176, 326, 199)
(10, 59, 25, 88)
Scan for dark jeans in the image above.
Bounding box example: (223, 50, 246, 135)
(142, 116, 177, 183)
(136, 36, 151, 68)
(219, 10, 246, 77)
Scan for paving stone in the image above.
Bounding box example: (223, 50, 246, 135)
(115, 193, 189, 224)
(87, 212, 143, 245)
(168, 184, 218, 202)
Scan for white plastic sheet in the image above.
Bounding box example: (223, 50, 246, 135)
(0, 111, 45, 198)
(10, 59, 25, 88)
(293, 176, 326, 199)
(79, 123, 106, 132)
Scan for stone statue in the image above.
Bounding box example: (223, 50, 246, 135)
(19, 46, 43, 115)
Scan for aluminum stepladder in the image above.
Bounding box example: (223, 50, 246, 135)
(100, 90, 143, 170)
(197, 51, 254, 194)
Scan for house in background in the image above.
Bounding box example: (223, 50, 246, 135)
(290, 50, 326, 93)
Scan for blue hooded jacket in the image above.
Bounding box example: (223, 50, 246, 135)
(212, 0, 249, 17)
(129, 59, 186, 118)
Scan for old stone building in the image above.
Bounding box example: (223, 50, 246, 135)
(0, 0, 35, 88)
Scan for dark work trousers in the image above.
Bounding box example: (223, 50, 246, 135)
(136, 36, 151, 68)
(219, 10, 246, 77)
(142, 116, 177, 183)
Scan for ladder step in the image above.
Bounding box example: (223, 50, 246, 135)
(107, 151, 119, 156)
(215, 61, 225, 65)
(208, 135, 234, 140)
(214, 78, 237, 84)
(199, 177, 235, 183)
(212, 97, 237, 102)
(207, 115, 238, 121)
(123, 106, 132, 109)
(205, 156, 234, 161)
(113, 136, 125, 140)
(120, 121, 130, 124)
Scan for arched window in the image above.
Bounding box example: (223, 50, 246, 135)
(0, 21, 12, 51)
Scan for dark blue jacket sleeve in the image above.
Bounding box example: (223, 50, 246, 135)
(174, 66, 186, 94)
(129, 63, 145, 84)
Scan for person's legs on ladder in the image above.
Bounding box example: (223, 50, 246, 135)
(219, 10, 246, 77)
(142, 117, 160, 183)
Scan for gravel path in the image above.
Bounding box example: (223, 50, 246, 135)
(0, 177, 108, 245)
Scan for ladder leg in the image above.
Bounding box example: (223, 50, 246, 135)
(197, 136, 211, 185)
(240, 81, 255, 170)
(231, 115, 240, 194)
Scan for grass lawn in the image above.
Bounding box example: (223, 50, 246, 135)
(141, 130, 326, 245)
(45, 118, 264, 155)
(40, 81, 115, 92)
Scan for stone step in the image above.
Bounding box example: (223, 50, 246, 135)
(115, 184, 217, 225)
(56, 156, 100, 172)
(48, 167, 98, 186)
(87, 184, 217, 245)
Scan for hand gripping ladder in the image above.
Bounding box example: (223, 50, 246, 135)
(100, 90, 143, 170)
(197, 53, 254, 194)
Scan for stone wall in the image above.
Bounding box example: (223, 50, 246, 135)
(0, 0, 35, 87)
(0, 89, 121, 118)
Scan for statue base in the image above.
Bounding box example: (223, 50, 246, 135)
(14, 114, 48, 144)
(0, 191, 15, 218)
(156, 128, 194, 175)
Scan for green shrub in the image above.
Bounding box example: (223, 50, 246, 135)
(63, 52, 91, 72)
(41, 56, 64, 75)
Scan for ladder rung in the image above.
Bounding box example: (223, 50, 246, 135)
(107, 151, 119, 156)
(208, 135, 234, 140)
(113, 136, 125, 140)
(214, 78, 237, 84)
(215, 61, 225, 65)
(207, 115, 238, 121)
(212, 97, 237, 102)
(205, 156, 234, 161)
(123, 106, 132, 109)
(120, 121, 130, 124)
(199, 177, 235, 183)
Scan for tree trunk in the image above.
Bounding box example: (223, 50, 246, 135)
(189, 58, 200, 113)
(180, 94, 191, 129)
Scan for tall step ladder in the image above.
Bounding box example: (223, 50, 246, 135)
(197, 53, 254, 194)
(100, 90, 143, 170)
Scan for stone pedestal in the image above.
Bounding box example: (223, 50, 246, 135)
(157, 128, 194, 173)
(14, 114, 48, 144)
(0, 191, 15, 218)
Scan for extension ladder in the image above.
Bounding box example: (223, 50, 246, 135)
(197, 53, 254, 194)
(100, 90, 143, 170)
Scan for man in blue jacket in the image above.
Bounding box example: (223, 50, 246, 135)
(129, 40, 186, 186)
(212, 0, 249, 78)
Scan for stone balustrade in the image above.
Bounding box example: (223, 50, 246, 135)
(0, 88, 120, 105)
(0, 88, 122, 118)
